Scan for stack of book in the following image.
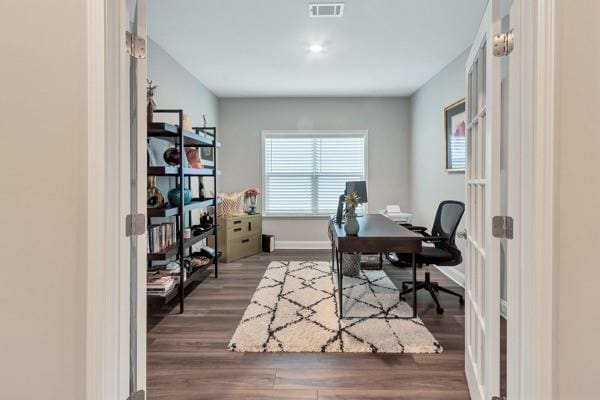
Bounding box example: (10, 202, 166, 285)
(147, 222, 176, 254)
(147, 273, 175, 296)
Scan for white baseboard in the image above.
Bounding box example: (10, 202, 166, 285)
(435, 266, 465, 288)
(275, 240, 331, 250)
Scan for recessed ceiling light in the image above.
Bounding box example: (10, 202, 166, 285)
(309, 44, 324, 53)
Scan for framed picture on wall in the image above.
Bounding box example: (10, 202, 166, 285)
(200, 147, 214, 167)
(444, 99, 467, 172)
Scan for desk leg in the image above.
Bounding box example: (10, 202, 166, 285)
(331, 241, 335, 271)
(412, 253, 417, 318)
(335, 248, 340, 273)
(338, 252, 343, 318)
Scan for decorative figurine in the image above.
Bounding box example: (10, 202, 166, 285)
(147, 176, 165, 209)
(146, 79, 157, 125)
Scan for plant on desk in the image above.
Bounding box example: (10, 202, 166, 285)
(344, 192, 360, 236)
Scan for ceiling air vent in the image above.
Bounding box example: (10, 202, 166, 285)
(309, 3, 344, 18)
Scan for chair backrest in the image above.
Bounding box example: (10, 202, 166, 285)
(431, 200, 465, 245)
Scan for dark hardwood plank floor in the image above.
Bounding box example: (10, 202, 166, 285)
(147, 250, 469, 400)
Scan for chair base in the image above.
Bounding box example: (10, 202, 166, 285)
(400, 271, 464, 314)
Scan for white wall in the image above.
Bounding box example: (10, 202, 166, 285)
(409, 50, 468, 277)
(0, 1, 87, 399)
(218, 97, 411, 245)
(553, 1, 600, 398)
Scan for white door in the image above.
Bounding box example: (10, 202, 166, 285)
(124, 0, 148, 398)
(464, 1, 502, 399)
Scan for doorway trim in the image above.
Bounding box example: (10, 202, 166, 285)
(86, 0, 108, 398)
(85, 0, 558, 398)
(526, 0, 556, 398)
(86, 0, 135, 399)
(507, 0, 556, 399)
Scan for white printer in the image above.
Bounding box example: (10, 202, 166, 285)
(379, 205, 412, 224)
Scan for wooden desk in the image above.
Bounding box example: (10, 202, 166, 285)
(330, 214, 422, 318)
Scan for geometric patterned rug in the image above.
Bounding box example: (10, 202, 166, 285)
(228, 261, 442, 353)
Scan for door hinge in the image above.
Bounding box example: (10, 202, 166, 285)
(126, 213, 146, 237)
(492, 216, 513, 239)
(493, 29, 514, 57)
(125, 31, 147, 59)
(127, 390, 145, 400)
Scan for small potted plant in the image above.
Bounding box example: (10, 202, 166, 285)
(244, 187, 261, 215)
(344, 192, 360, 235)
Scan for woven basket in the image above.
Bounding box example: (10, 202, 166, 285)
(342, 253, 361, 277)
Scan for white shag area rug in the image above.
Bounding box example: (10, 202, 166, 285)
(228, 261, 442, 353)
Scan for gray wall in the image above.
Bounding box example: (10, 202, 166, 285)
(218, 97, 411, 244)
(409, 50, 468, 275)
(148, 38, 219, 231)
(148, 37, 218, 127)
(0, 1, 87, 398)
(554, 1, 600, 398)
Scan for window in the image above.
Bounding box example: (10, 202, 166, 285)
(263, 131, 367, 216)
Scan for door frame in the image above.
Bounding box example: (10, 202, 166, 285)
(86, 0, 147, 399)
(515, 0, 556, 399)
(85, 0, 557, 398)
(503, 0, 556, 399)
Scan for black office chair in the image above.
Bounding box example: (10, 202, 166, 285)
(388, 200, 465, 314)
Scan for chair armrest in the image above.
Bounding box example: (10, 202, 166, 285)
(409, 226, 428, 233)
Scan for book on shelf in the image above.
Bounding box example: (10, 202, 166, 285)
(147, 222, 176, 254)
(146, 275, 175, 296)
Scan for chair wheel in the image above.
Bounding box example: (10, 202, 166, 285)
(459, 297, 465, 305)
(436, 307, 444, 314)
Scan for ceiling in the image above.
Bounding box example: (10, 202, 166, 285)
(148, 0, 487, 98)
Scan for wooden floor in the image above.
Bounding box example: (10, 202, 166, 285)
(147, 250, 469, 400)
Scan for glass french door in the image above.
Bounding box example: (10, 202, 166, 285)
(464, 1, 502, 399)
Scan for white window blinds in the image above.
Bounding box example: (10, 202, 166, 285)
(263, 132, 367, 216)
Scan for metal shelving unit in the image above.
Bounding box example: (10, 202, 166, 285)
(147, 109, 220, 313)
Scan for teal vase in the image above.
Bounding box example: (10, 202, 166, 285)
(167, 187, 192, 205)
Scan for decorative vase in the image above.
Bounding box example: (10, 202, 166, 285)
(163, 147, 181, 166)
(185, 148, 203, 168)
(147, 176, 165, 209)
(344, 210, 360, 236)
(247, 195, 257, 215)
(167, 187, 192, 206)
(182, 113, 192, 131)
(342, 253, 362, 277)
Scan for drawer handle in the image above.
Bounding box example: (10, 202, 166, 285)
(241, 239, 250, 244)
(234, 228, 242, 232)
(233, 220, 242, 225)
(248, 222, 252, 231)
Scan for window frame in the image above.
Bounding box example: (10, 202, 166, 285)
(261, 130, 369, 218)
